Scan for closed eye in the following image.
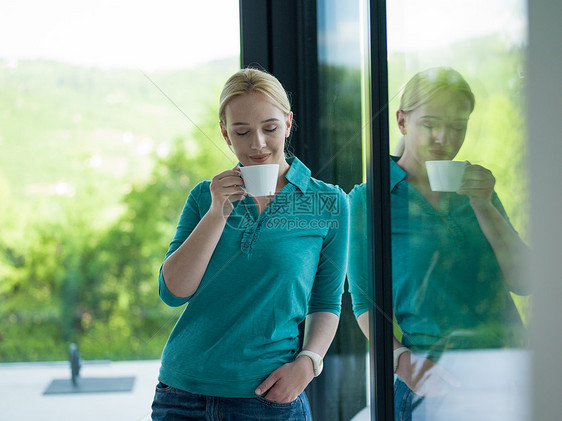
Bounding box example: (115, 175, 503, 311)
(235, 131, 249, 136)
(264, 126, 278, 133)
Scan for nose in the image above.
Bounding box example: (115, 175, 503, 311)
(434, 126, 452, 145)
(250, 131, 267, 150)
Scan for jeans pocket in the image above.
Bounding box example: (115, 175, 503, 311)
(255, 395, 298, 409)
(394, 378, 413, 421)
(155, 381, 172, 392)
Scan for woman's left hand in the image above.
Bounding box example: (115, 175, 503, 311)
(254, 356, 315, 403)
(457, 162, 495, 209)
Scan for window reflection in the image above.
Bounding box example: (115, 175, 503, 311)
(349, 0, 530, 419)
(314, 0, 366, 420)
(349, 67, 530, 421)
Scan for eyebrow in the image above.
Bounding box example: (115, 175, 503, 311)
(231, 118, 281, 126)
(420, 115, 469, 122)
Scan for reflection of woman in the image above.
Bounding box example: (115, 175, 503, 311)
(151, 68, 349, 420)
(348, 68, 528, 418)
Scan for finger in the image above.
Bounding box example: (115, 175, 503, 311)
(222, 176, 245, 188)
(463, 166, 494, 181)
(212, 176, 245, 191)
(463, 167, 492, 178)
(458, 181, 495, 193)
(214, 169, 242, 182)
(255, 372, 279, 396)
(221, 186, 246, 198)
(264, 390, 296, 404)
(228, 192, 247, 203)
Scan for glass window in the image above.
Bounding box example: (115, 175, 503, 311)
(315, 0, 368, 420)
(385, 0, 530, 419)
(0, 1, 240, 419)
(348, 1, 531, 420)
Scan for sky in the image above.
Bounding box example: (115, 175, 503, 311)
(315, 0, 526, 68)
(386, 0, 527, 53)
(0, 0, 240, 70)
(0, 0, 526, 70)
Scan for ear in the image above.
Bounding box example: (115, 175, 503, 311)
(220, 121, 231, 145)
(396, 110, 408, 135)
(285, 112, 294, 138)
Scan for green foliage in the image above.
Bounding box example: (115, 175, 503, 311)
(388, 34, 528, 237)
(318, 64, 364, 192)
(0, 59, 237, 362)
(0, 32, 532, 361)
(386, 34, 531, 323)
(0, 132, 233, 361)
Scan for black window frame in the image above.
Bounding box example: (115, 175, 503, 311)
(239, 1, 393, 419)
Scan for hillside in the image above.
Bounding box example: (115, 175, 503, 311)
(0, 57, 239, 208)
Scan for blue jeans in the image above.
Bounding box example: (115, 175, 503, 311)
(151, 382, 312, 420)
(394, 377, 425, 421)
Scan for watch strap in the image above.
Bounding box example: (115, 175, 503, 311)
(298, 350, 324, 377)
(393, 346, 410, 372)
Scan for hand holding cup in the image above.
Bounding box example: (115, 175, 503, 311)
(209, 166, 247, 218)
(457, 162, 496, 208)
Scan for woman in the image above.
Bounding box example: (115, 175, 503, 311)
(347, 67, 528, 419)
(151, 68, 349, 420)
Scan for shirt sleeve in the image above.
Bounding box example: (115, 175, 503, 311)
(308, 187, 350, 316)
(491, 191, 518, 231)
(158, 181, 209, 307)
(346, 183, 370, 319)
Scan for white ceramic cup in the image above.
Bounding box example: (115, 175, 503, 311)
(425, 160, 467, 192)
(239, 164, 279, 197)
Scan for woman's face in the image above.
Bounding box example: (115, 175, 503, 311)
(220, 92, 292, 167)
(397, 92, 472, 163)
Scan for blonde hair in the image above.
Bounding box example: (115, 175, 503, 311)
(399, 67, 475, 113)
(219, 68, 292, 126)
(395, 67, 475, 155)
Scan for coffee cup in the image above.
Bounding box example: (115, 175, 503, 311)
(425, 160, 467, 192)
(239, 164, 279, 197)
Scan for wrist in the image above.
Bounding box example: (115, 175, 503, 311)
(295, 354, 315, 379)
(297, 350, 324, 377)
(394, 346, 410, 373)
(205, 206, 229, 224)
(469, 197, 494, 211)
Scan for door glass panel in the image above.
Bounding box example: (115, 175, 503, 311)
(385, 0, 530, 419)
(315, 0, 368, 420)
(0, 1, 240, 419)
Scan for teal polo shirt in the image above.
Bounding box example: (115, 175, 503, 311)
(348, 156, 524, 352)
(158, 157, 349, 398)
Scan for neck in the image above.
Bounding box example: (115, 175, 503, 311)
(277, 158, 290, 184)
(396, 152, 428, 185)
(396, 152, 441, 209)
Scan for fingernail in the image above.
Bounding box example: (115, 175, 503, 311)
(255, 388, 261, 395)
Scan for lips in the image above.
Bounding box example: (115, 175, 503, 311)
(429, 150, 449, 159)
(249, 153, 271, 163)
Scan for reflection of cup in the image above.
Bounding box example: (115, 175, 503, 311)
(239, 164, 279, 197)
(425, 160, 467, 192)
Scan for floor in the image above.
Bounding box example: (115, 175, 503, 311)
(0, 359, 161, 421)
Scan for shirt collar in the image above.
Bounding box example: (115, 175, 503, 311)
(285, 156, 311, 193)
(390, 155, 407, 191)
